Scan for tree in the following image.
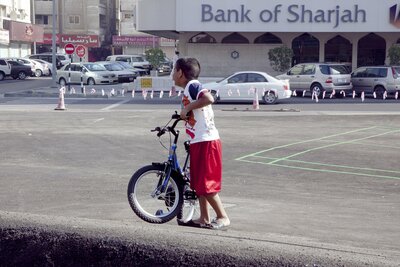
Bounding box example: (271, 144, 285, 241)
(145, 48, 165, 70)
(387, 45, 400, 65)
(268, 46, 294, 72)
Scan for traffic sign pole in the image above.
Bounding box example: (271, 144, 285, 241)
(64, 44, 75, 93)
(76, 45, 86, 94)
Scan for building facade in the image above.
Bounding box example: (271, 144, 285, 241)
(0, 0, 43, 58)
(114, 0, 176, 58)
(34, 0, 116, 61)
(137, 0, 400, 77)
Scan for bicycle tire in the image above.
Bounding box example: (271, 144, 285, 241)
(177, 185, 200, 223)
(127, 164, 184, 223)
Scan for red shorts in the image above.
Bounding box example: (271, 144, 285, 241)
(189, 139, 222, 196)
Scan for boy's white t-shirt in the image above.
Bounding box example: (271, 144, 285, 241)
(182, 80, 219, 144)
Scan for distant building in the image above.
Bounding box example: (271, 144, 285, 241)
(33, 0, 116, 61)
(0, 1, 43, 58)
(136, 0, 400, 77)
(114, 0, 176, 59)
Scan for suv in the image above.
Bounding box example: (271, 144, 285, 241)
(26, 54, 70, 69)
(277, 63, 352, 97)
(351, 66, 400, 98)
(106, 54, 151, 74)
(0, 59, 11, 81)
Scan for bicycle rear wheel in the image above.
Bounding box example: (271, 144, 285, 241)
(127, 164, 183, 223)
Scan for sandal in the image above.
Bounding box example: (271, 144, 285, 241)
(178, 220, 212, 229)
(210, 219, 229, 231)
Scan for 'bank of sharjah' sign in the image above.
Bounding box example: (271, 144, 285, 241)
(176, 0, 400, 32)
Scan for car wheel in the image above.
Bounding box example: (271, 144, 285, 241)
(18, 71, 27, 80)
(59, 78, 67, 87)
(310, 83, 323, 97)
(0, 72, 4, 81)
(262, 90, 277, 104)
(374, 86, 386, 99)
(87, 78, 95, 86)
(210, 90, 219, 103)
(35, 69, 43, 77)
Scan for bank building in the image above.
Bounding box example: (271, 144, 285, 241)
(137, 0, 400, 77)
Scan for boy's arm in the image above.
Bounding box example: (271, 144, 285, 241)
(180, 91, 214, 119)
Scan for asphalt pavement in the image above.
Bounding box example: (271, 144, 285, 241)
(0, 90, 400, 266)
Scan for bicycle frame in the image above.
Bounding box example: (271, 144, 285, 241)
(153, 116, 189, 195)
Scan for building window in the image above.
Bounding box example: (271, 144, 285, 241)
(69, 15, 80, 24)
(254, 33, 282, 44)
(35, 15, 49, 25)
(221, 32, 249, 44)
(189, 32, 216, 43)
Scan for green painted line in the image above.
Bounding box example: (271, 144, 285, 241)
(250, 155, 400, 174)
(237, 159, 400, 180)
(235, 126, 377, 161)
(268, 129, 400, 164)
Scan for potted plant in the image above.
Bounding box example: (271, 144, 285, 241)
(268, 46, 294, 73)
(388, 45, 400, 65)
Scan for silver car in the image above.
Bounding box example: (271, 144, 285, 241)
(351, 66, 400, 98)
(96, 61, 137, 83)
(277, 63, 352, 97)
(56, 63, 117, 86)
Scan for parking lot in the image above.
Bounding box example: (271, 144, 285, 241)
(0, 98, 399, 265)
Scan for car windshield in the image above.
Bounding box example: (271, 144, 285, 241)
(83, 63, 107, 71)
(117, 61, 133, 69)
(320, 65, 350, 75)
(103, 64, 124, 71)
(392, 67, 400, 75)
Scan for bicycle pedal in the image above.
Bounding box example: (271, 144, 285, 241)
(184, 190, 197, 200)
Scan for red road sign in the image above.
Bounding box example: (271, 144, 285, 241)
(76, 45, 86, 58)
(64, 43, 75, 55)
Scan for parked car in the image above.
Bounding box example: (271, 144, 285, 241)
(30, 59, 50, 77)
(157, 57, 172, 74)
(96, 61, 137, 83)
(277, 63, 352, 97)
(203, 71, 291, 104)
(6, 57, 35, 75)
(26, 54, 68, 69)
(113, 61, 147, 76)
(56, 62, 117, 86)
(0, 58, 12, 81)
(351, 66, 400, 98)
(6, 60, 33, 80)
(32, 59, 52, 76)
(105, 54, 151, 74)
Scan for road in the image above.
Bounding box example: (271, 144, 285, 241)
(1, 81, 400, 265)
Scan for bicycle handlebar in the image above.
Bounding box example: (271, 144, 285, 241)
(151, 112, 183, 137)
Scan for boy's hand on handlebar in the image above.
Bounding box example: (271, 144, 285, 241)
(180, 108, 190, 120)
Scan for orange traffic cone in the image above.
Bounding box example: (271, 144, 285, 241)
(253, 88, 259, 110)
(55, 87, 66, 110)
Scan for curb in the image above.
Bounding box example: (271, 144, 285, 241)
(0, 211, 397, 267)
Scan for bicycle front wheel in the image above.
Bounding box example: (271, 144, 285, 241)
(127, 164, 183, 223)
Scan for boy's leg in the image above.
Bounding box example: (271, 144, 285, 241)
(205, 193, 230, 226)
(197, 196, 211, 224)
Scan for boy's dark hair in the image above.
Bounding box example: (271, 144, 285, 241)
(175, 58, 201, 80)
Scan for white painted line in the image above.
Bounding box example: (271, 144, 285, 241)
(93, 118, 105, 123)
(101, 99, 131, 111)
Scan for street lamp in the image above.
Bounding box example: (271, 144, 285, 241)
(51, 0, 58, 88)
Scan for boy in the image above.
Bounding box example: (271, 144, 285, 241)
(172, 57, 230, 230)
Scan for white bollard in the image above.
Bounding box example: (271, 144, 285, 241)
(361, 91, 365, 102)
(253, 88, 259, 110)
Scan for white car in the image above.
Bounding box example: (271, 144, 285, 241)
(33, 59, 53, 75)
(0, 58, 11, 81)
(56, 62, 117, 86)
(203, 71, 291, 104)
(31, 59, 50, 77)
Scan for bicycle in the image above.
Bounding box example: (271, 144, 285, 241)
(127, 112, 200, 224)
